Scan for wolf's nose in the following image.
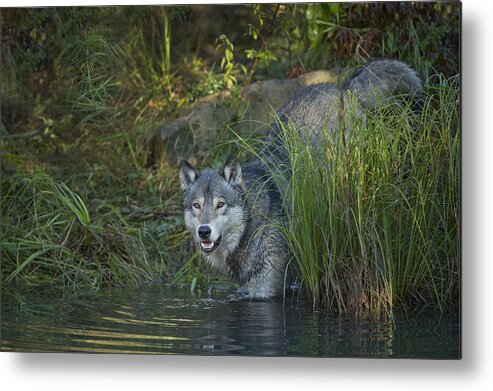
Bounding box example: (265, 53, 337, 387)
(198, 225, 211, 239)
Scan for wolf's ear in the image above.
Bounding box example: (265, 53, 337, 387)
(221, 156, 243, 187)
(179, 160, 199, 190)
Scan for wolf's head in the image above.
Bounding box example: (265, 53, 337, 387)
(179, 157, 247, 261)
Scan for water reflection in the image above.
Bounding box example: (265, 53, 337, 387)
(1, 284, 460, 358)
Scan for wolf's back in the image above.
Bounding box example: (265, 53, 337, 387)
(262, 59, 424, 174)
(343, 59, 423, 106)
(271, 59, 423, 137)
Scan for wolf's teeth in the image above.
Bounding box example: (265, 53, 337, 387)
(201, 242, 214, 249)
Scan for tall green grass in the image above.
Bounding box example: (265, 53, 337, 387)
(53, 33, 127, 127)
(1, 172, 169, 289)
(251, 75, 459, 314)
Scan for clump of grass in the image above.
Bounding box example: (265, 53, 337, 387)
(1, 172, 168, 289)
(250, 75, 459, 315)
(57, 33, 126, 127)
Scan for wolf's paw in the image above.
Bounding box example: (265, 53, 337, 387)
(226, 293, 240, 302)
(236, 288, 252, 300)
(227, 288, 273, 302)
(225, 289, 254, 302)
(238, 288, 273, 301)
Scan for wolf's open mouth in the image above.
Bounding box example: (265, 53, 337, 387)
(200, 235, 222, 254)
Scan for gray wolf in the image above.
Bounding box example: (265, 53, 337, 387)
(179, 59, 423, 300)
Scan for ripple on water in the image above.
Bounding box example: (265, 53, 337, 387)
(1, 284, 460, 357)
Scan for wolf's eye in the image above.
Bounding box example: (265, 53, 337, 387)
(193, 202, 201, 209)
(217, 201, 225, 209)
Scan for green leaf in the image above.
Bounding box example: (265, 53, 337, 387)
(225, 49, 233, 62)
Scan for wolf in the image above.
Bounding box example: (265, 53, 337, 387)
(179, 59, 423, 300)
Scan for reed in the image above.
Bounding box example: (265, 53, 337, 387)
(252, 75, 459, 314)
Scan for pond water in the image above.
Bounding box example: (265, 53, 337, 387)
(1, 283, 460, 358)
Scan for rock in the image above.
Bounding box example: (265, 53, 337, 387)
(155, 70, 337, 159)
(239, 70, 336, 136)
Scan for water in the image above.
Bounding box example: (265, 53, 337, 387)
(1, 283, 460, 358)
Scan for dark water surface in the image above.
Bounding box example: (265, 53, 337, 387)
(1, 283, 460, 358)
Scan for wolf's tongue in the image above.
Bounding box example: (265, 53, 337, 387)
(201, 241, 214, 249)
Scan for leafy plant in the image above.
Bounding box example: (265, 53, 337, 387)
(216, 34, 247, 90)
